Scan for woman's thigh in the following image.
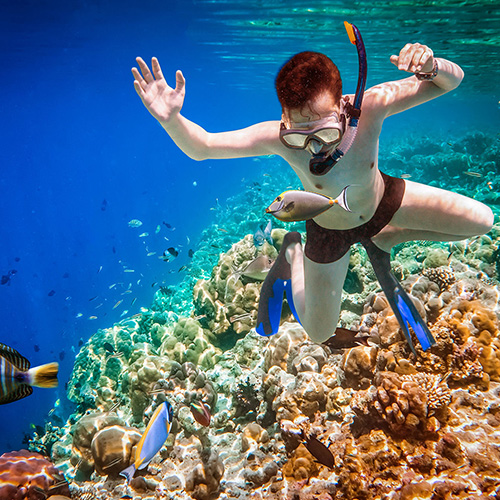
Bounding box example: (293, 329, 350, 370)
(390, 179, 493, 236)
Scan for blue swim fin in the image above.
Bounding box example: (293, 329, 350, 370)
(256, 232, 302, 336)
(363, 239, 435, 353)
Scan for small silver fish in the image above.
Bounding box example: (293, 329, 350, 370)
(266, 186, 351, 222)
(230, 312, 252, 323)
(128, 219, 143, 228)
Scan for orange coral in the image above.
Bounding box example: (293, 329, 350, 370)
(0, 450, 69, 500)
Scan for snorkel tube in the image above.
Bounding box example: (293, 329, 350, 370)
(310, 22, 367, 176)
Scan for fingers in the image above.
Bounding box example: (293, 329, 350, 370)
(133, 79, 146, 98)
(151, 57, 164, 81)
(175, 70, 185, 93)
(135, 56, 154, 83)
(391, 43, 433, 73)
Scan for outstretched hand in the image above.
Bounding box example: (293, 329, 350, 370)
(390, 43, 434, 74)
(131, 57, 185, 123)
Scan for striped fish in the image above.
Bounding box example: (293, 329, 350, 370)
(0, 343, 58, 405)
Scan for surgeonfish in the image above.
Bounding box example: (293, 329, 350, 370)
(190, 401, 211, 427)
(266, 186, 352, 222)
(120, 401, 174, 482)
(0, 343, 58, 405)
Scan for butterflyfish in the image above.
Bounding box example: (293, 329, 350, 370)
(120, 401, 173, 482)
(266, 186, 352, 222)
(0, 343, 58, 405)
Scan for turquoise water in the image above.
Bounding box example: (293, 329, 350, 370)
(0, 0, 499, 495)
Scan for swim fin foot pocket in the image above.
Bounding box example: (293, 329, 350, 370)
(256, 232, 302, 336)
(362, 239, 436, 353)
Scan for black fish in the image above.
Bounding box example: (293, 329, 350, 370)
(59, 351, 65, 361)
(62, 272, 70, 278)
(34, 345, 40, 353)
(48, 290, 56, 297)
(14, 257, 20, 262)
(302, 432, 335, 469)
(1, 269, 17, 286)
(0, 343, 58, 405)
(188, 249, 194, 258)
(322, 328, 371, 350)
(167, 247, 179, 258)
(103, 342, 115, 353)
(163, 221, 172, 229)
(78, 339, 84, 347)
(101, 199, 108, 211)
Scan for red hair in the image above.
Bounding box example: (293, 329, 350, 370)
(275, 51, 342, 110)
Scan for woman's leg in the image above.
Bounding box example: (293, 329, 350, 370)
(372, 180, 493, 251)
(286, 241, 351, 343)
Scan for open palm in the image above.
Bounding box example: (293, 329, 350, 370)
(132, 57, 185, 123)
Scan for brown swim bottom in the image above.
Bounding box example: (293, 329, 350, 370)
(305, 172, 406, 264)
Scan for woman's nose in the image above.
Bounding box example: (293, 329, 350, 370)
(306, 139, 323, 155)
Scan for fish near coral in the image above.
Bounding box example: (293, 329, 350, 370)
(120, 401, 173, 482)
(323, 327, 372, 350)
(253, 220, 273, 248)
(0, 342, 58, 404)
(190, 401, 211, 427)
(266, 186, 351, 222)
(231, 255, 275, 283)
(301, 432, 335, 469)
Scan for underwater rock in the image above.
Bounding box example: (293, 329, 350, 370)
(263, 322, 309, 372)
(0, 449, 70, 499)
(341, 345, 378, 389)
(184, 449, 224, 500)
(90, 424, 141, 478)
(69, 411, 126, 480)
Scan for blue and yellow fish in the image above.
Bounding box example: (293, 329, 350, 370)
(120, 401, 174, 482)
(0, 342, 58, 404)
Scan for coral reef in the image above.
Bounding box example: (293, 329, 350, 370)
(28, 131, 500, 499)
(0, 450, 70, 499)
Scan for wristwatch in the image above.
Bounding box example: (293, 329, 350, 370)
(415, 59, 438, 81)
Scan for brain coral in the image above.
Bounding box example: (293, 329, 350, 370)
(0, 450, 70, 500)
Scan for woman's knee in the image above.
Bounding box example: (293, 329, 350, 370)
(475, 203, 494, 235)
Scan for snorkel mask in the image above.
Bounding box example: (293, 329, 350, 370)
(308, 21, 367, 176)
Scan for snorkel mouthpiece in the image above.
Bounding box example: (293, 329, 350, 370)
(309, 22, 367, 176)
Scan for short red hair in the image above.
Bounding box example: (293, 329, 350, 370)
(275, 51, 342, 111)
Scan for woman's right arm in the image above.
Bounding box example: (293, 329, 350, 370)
(132, 57, 279, 161)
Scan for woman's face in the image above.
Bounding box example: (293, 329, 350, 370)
(284, 91, 340, 128)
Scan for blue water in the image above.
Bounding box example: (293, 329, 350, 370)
(0, 0, 499, 453)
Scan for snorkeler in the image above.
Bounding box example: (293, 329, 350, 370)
(132, 23, 493, 349)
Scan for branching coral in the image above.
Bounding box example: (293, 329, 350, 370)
(351, 371, 450, 436)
